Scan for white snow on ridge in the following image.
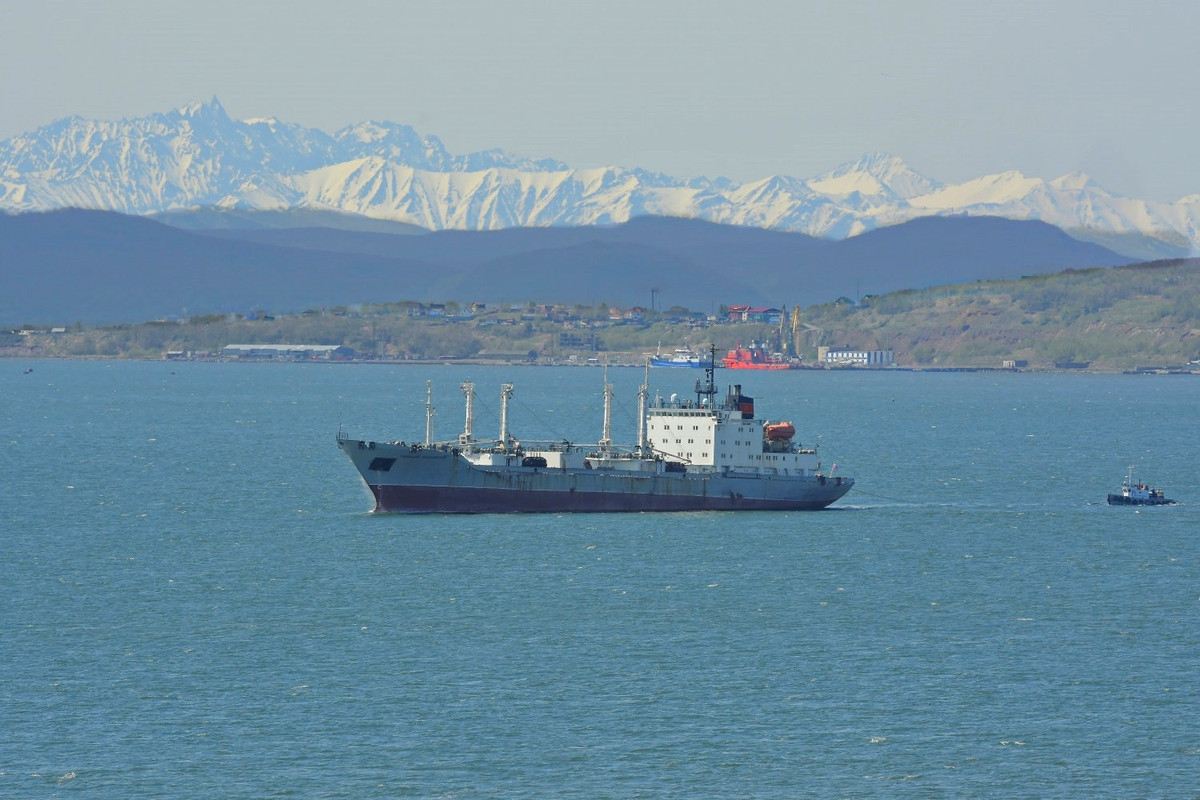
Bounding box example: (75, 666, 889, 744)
(0, 101, 1197, 256)
(909, 171, 1044, 210)
(808, 172, 884, 198)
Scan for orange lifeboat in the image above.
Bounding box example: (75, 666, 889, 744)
(765, 422, 795, 441)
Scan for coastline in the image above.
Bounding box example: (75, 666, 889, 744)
(5, 351, 1197, 375)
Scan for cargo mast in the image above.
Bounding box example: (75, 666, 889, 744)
(637, 358, 649, 455)
(459, 380, 475, 445)
(424, 380, 435, 446)
(600, 364, 613, 452)
(499, 383, 514, 452)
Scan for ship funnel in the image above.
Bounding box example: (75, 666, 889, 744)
(727, 384, 754, 419)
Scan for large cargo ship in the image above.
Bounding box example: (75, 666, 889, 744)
(338, 361, 853, 513)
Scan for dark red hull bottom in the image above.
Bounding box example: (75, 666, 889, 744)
(370, 484, 843, 513)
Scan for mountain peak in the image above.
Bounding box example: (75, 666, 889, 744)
(338, 119, 421, 144)
(1049, 171, 1099, 193)
(176, 96, 228, 120)
(809, 153, 938, 200)
(843, 152, 909, 173)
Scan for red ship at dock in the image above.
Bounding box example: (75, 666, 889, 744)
(722, 341, 800, 370)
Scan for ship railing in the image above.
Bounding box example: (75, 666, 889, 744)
(454, 438, 642, 456)
(583, 448, 644, 461)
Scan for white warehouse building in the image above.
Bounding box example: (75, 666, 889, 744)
(818, 347, 894, 366)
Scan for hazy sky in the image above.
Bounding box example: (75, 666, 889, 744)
(2, 0, 1196, 202)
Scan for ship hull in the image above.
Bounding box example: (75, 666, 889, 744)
(649, 358, 713, 368)
(340, 439, 852, 514)
(370, 482, 849, 513)
(1106, 493, 1175, 506)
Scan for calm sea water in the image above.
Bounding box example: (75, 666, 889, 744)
(3, 360, 1197, 798)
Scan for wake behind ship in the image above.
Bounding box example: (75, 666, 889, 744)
(338, 362, 853, 513)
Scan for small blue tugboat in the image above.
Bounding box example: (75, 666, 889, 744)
(1107, 466, 1175, 506)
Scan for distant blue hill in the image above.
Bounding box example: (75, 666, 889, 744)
(2, 209, 1133, 325)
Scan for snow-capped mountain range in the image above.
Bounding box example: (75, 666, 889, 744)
(2, 97, 1197, 258)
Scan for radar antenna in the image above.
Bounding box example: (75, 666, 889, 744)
(694, 344, 718, 405)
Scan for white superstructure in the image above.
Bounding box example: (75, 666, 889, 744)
(645, 384, 820, 475)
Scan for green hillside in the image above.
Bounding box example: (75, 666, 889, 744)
(5, 259, 1199, 371)
(797, 258, 1200, 370)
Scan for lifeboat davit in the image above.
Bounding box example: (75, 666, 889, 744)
(765, 422, 795, 441)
